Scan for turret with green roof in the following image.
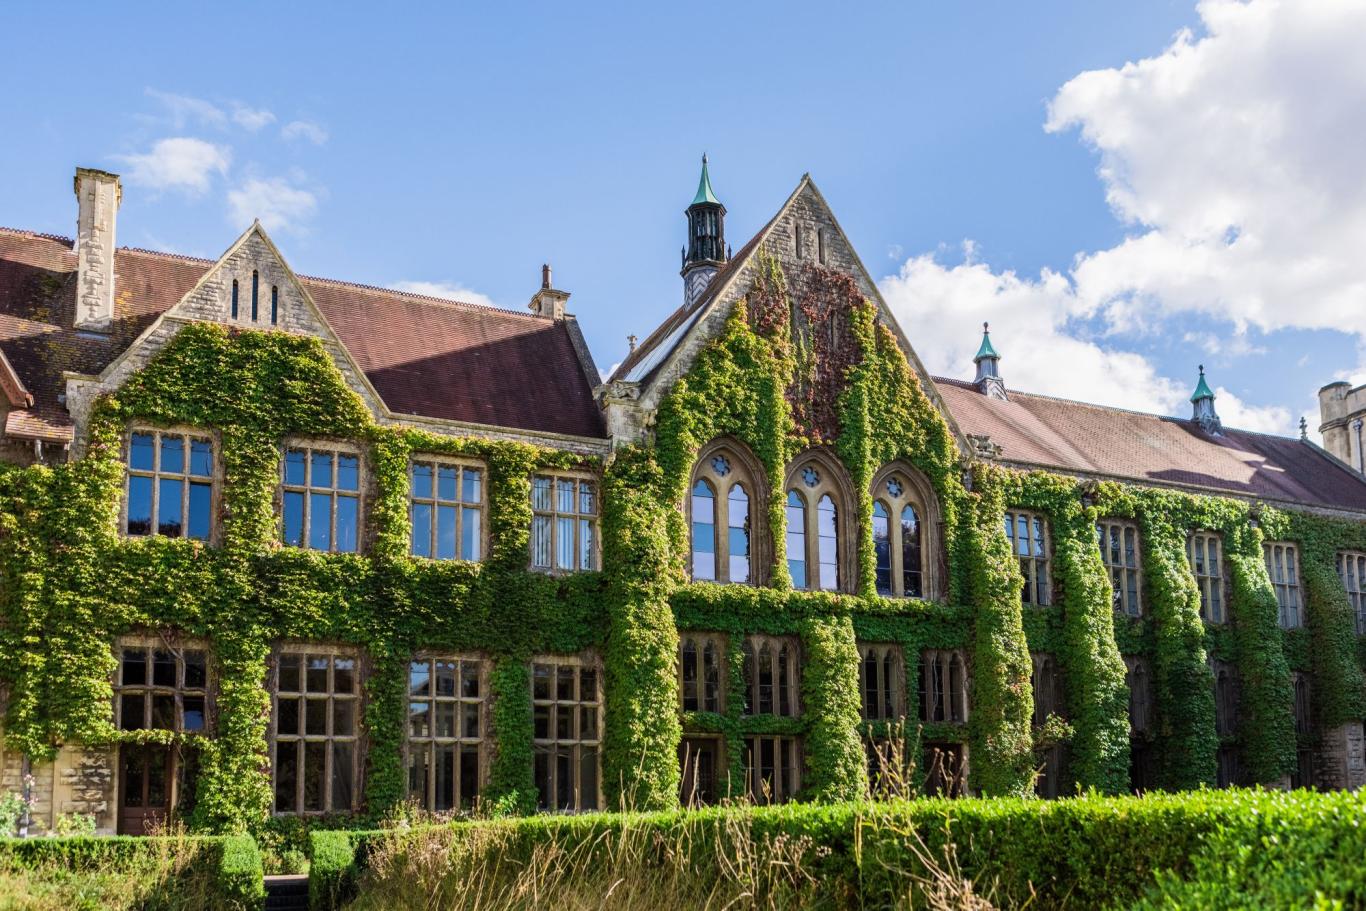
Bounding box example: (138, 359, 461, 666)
(974, 322, 1007, 399)
(681, 155, 727, 306)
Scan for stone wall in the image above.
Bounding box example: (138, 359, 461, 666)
(0, 744, 115, 835)
(1319, 721, 1366, 790)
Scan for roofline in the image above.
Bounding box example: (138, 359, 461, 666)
(932, 375, 1307, 444)
(0, 345, 33, 408)
(985, 456, 1366, 522)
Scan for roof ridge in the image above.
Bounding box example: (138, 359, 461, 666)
(930, 375, 1303, 443)
(298, 274, 540, 321)
(0, 226, 74, 247)
(114, 238, 542, 323)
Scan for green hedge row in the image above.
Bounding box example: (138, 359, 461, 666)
(319, 790, 1366, 910)
(0, 832, 265, 909)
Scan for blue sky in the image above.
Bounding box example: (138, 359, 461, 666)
(3, 1, 1362, 436)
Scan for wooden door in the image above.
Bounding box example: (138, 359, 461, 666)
(117, 743, 173, 835)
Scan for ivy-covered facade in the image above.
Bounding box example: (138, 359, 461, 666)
(0, 163, 1364, 836)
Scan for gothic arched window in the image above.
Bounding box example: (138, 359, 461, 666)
(690, 440, 765, 585)
(785, 451, 855, 593)
(870, 463, 940, 600)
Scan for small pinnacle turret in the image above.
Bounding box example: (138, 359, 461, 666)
(681, 154, 727, 308)
(1191, 365, 1222, 435)
(973, 322, 1007, 400)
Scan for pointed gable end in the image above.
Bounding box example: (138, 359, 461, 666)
(606, 175, 964, 447)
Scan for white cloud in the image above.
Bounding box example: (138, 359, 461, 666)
(389, 280, 497, 310)
(227, 177, 319, 233)
(1045, 0, 1366, 340)
(878, 249, 1290, 435)
(116, 137, 231, 194)
(231, 104, 276, 131)
(145, 88, 227, 129)
(281, 120, 329, 145)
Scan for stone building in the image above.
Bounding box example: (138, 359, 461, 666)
(0, 162, 1364, 835)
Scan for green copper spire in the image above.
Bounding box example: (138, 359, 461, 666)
(974, 322, 1000, 362)
(691, 154, 721, 206)
(1190, 364, 1215, 402)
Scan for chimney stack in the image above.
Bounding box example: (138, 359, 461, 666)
(528, 263, 569, 320)
(73, 167, 121, 331)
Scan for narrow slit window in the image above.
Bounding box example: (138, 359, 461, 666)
(271, 285, 279, 325)
(251, 270, 259, 322)
(231, 279, 239, 319)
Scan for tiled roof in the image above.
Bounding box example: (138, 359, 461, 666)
(0, 227, 605, 441)
(936, 377, 1366, 512)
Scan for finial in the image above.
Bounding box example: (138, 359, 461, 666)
(541, 263, 552, 290)
(628, 334, 638, 354)
(983, 321, 989, 333)
(1300, 416, 1309, 440)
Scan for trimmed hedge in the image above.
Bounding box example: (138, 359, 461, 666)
(0, 833, 265, 909)
(329, 790, 1366, 910)
(308, 829, 380, 911)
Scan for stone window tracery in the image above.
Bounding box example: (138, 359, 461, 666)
(785, 451, 854, 593)
(871, 463, 939, 599)
(920, 650, 967, 724)
(858, 642, 904, 721)
(741, 635, 800, 717)
(678, 632, 725, 713)
(690, 441, 762, 584)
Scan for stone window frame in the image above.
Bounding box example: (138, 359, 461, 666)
(407, 454, 487, 562)
(678, 631, 726, 714)
(1187, 531, 1227, 624)
(678, 733, 726, 807)
(869, 462, 941, 601)
(404, 652, 489, 814)
(122, 426, 218, 543)
(857, 641, 905, 722)
(531, 651, 603, 812)
(1336, 551, 1366, 635)
(1031, 653, 1066, 798)
(687, 438, 768, 585)
(268, 643, 364, 817)
(113, 633, 213, 735)
(743, 734, 802, 805)
(279, 438, 365, 554)
(920, 649, 968, 724)
(1097, 518, 1143, 617)
(1004, 508, 1052, 606)
(816, 227, 829, 266)
(784, 449, 857, 594)
(740, 634, 802, 718)
(1211, 658, 1239, 740)
(1264, 541, 1303, 629)
(529, 470, 600, 574)
(1124, 656, 1154, 736)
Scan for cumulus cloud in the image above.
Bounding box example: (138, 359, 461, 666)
(389, 280, 498, 310)
(227, 177, 319, 233)
(117, 137, 231, 194)
(878, 248, 1290, 434)
(880, 0, 1366, 437)
(281, 120, 329, 145)
(1048, 0, 1366, 339)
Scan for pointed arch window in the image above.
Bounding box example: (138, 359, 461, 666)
(920, 649, 967, 724)
(1188, 531, 1225, 623)
(741, 635, 799, 717)
(870, 464, 938, 599)
(786, 451, 854, 593)
(678, 632, 725, 713)
(689, 442, 762, 584)
(1005, 509, 1051, 606)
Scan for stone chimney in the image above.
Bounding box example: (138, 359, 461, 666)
(72, 167, 122, 331)
(528, 263, 569, 320)
(1319, 380, 1365, 473)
